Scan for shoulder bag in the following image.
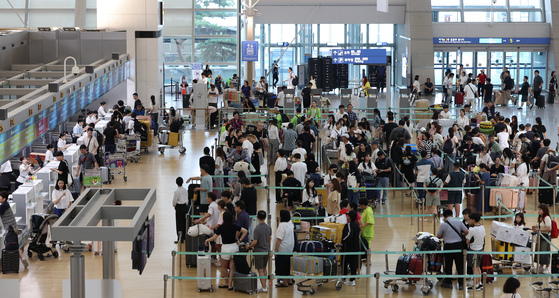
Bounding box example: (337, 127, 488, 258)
(445, 219, 467, 249)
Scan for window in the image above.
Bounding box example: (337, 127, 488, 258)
(319, 24, 345, 44)
(195, 0, 237, 9)
(194, 37, 236, 63)
(194, 11, 237, 36)
(431, 0, 544, 23)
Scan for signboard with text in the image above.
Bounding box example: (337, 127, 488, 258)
(332, 49, 387, 65)
(241, 41, 259, 62)
(433, 37, 551, 44)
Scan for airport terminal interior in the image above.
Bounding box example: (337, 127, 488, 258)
(2, 0, 559, 297)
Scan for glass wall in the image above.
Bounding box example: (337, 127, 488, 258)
(432, 0, 545, 23)
(256, 24, 395, 87)
(433, 49, 547, 90)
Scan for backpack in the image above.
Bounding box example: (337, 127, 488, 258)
(347, 173, 358, 188)
(133, 119, 148, 135)
(233, 254, 251, 274)
(443, 137, 454, 155)
(546, 215, 559, 239)
(292, 76, 299, 86)
(548, 154, 559, 169)
(280, 113, 289, 123)
(426, 177, 440, 194)
(4, 225, 18, 250)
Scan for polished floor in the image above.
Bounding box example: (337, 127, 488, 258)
(2, 89, 559, 298)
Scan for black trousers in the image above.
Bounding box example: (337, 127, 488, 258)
(275, 171, 284, 203)
(273, 74, 279, 87)
(344, 255, 359, 281)
(478, 83, 485, 96)
(175, 203, 189, 241)
(442, 242, 464, 285)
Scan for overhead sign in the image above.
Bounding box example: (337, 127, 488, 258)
(191, 63, 203, 81)
(433, 37, 551, 44)
(332, 49, 387, 65)
(242, 41, 259, 62)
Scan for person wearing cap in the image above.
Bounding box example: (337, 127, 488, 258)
(374, 151, 392, 204)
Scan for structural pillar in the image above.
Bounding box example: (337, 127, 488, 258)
(102, 219, 116, 280)
(244, 15, 255, 88)
(69, 243, 88, 298)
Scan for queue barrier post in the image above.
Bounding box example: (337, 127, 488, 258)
(433, 214, 437, 235)
(472, 254, 477, 298)
(267, 250, 273, 298)
(410, 186, 414, 226)
(366, 248, 371, 298)
(163, 274, 168, 298)
(171, 250, 176, 298)
(482, 272, 487, 298)
(462, 249, 467, 298)
(481, 185, 485, 225)
(536, 231, 541, 275)
(178, 231, 182, 276)
(554, 188, 557, 216)
(374, 272, 380, 298)
(535, 183, 539, 211)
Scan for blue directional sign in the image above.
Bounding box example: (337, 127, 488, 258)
(331, 49, 387, 65)
(433, 37, 551, 45)
(242, 41, 259, 62)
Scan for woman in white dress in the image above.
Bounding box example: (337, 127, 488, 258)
(516, 154, 530, 213)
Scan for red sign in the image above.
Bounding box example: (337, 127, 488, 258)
(36, 117, 48, 137)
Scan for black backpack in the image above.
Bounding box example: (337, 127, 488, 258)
(280, 113, 289, 123)
(292, 76, 299, 86)
(443, 137, 454, 155)
(4, 225, 18, 250)
(548, 154, 559, 169)
(233, 253, 251, 274)
(133, 119, 148, 135)
(426, 177, 440, 194)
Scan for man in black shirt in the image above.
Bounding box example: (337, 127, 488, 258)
(240, 178, 257, 215)
(51, 151, 70, 185)
(494, 116, 506, 134)
(383, 113, 398, 150)
(525, 123, 535, 142)
(296, 125, 316, 153)
(529, 134, 541, 160)
(424, 78, 434, 95)
(133, 93, 142, 110)
(103, 121, 118, 154)
(374, 151, 393, 204)
(301, 83, 312, 109)
(282, 170, 302, 210)
(199, 147, 216, 175)
(481, 101, 496, 121)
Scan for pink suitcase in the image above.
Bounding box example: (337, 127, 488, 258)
(489, 189, 519, 208)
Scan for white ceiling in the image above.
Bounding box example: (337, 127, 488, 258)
(254, 0, 408, 6)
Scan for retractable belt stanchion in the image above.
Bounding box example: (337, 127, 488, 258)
(462, 249, 467, 298)
(482, 272, 487, 298)
(163, 274, 168, 298)
(481, 185, 485, 225)
(374, 272, 380, 298)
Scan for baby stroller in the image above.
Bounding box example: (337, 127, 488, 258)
(27, 214, 60, 261)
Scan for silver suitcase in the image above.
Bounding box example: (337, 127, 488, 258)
(197, 254, 213, 292)
(100, 166, 110, 184)
(159, 131, 169, 144)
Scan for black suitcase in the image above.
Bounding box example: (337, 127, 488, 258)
(536, 95, 546, 108)
(539, 187, 553, 205)
(323, 257, 337, 276)
(549, 91, 555, 104)
(2, 249, 19, 274)
(395, 255, 411, 275)
(183, 94, 190, 109)
(188, 183, 201, 206)
(233, 271, 258, 294)
(193, 204, 209, 215)
(185, 235, 206, 267)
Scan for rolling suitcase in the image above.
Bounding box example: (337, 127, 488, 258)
(185, 234, 206, 267)
(454, 92, 464, 105)
(536, 94, 546, 108)
(439, 190, 448, 204)
(395, 255, 411, 274)
(407, 254, 423, 282)
(100, 166, 110, 184)
(188, 183, 201, 205)
(197, 249, 213, 292)
(489, 188, 519, 208)
(2, 249, 19, 274)
(467, 193, 478, 212)
(291, 256, 323, 276)
(428, 253, 443, 273)
(491, 238, 514, 261)
(539, 188, 553, 205)
(480, 254, 494, 283)
(233, 271, 258, 294)
(323, 258, 337, 276)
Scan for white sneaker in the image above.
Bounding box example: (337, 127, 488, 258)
(544, 268, 551, 274)
(344, 280, 356, 286)
(259, 288, 268, 293)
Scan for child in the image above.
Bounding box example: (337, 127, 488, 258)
(514, 212, 526, 229)
(462, 208, 472, 228)
(339, 200, 349, 215)
(466, 212, 486, 292)
(302, 178, 319, 207)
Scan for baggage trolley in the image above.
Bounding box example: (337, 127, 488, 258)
(383, 244, 434, 296)
(104, 153, 127, 182)
(157, 127, 186, 154)
(530, 282, 552, 298)
(119, 135, 141, 163)
(491, 229, 536, 274)
(291, 243, 343, 295)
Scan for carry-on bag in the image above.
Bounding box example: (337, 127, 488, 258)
(395, 255, 411, 275)
(299, 241, 324, 253)
(489, 188, 519, 208)
(291, 256, 323, 276)
(233, 271, 258, 294)
(185, 234, 207, 268)
(2, 249, 19, 274)
(407, 254, 423, 281)
(454, 92, 464, 105)
(197, 245, 212, 292)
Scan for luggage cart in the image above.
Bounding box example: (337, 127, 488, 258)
(491, 229, 536, 274)
(104, 153, 127, 182)
(383, 244, 434, 296)
(119, 135, 141, 163)
(157, 128, 186, 154)
(547, 280, 559, 297)
(291, 244, 344, 295)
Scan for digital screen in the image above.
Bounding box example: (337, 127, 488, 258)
(139, 228, 148, 275)
(479, 38, 503, 44)
(148, 215, 155, 258)
(0, 66, 129, 163)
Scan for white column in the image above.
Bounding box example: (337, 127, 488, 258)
(97, 0, 164, 108)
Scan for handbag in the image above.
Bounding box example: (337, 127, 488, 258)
(445, 219, 467, 249)
(64, 160, 73, 186)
